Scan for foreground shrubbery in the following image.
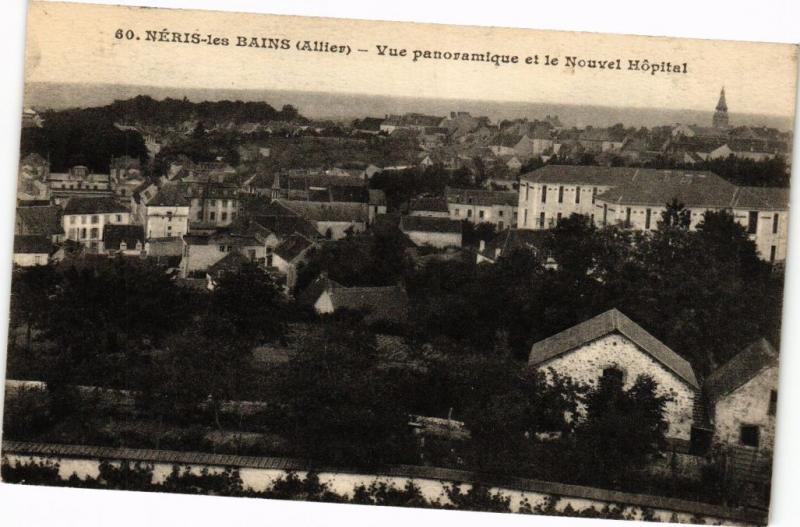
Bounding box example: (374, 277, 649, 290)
(1, 457, 668, 521)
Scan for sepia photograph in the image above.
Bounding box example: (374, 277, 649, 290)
(1, 1, 799, 526)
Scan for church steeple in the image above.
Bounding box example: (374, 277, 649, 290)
(712, 87, 729, 129)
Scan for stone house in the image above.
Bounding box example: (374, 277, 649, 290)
(102, 224, 145, 256)
(704, 339, 779, 454)
(270, 233, 317, 290)
(528, 308, 700, 441)
(408, 197, 450, 218)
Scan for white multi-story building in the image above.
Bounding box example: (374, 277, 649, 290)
(445, 187, 518, 230)
(62, 197, 132, 252)
(517, 165, 789, 263)
(144, 185, 190, 239)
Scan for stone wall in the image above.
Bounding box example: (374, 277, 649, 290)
(0, 441, 765, 526)
(713, 365, 779, 451)
(537, 333, 696, 441)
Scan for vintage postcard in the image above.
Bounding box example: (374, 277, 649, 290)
(2, 1, 797, 525)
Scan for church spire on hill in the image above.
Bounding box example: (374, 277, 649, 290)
(712, 87, 730, 129)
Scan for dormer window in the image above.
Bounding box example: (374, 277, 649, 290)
(120, 241, 127, 251)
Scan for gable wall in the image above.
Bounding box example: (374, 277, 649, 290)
(536, 333, 696, 440)
(713, 365, 779, 452)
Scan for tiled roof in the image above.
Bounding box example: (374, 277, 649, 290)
(731, 186, 790, 211)
(15, 205, 64, 236)
(207, 251, 251, 275)
(705, 338, 778, 402)
(528, 308, 699, 389)
(296, 274, 342, 305)
(102, 224, 145, 250)
(409, 196, 449, 213)
(273, 233, 315, 263)
(329, 285, 410, 322)
(594, 170, 738, 208)
(278, 200, 368, 223)
(183, 232, 261, 247)
(13, 234, 52, 254)
(445, 187, 517, 207)
(64, 197, 129, 215)
(148, 184, 190, 207)
(400, 215, 462, 234)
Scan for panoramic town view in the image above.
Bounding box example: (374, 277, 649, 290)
(3, 86, 790, 525)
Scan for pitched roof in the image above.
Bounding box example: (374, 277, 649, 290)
(445, 187, 518, 207)
(147, 184, 190, 207)
(328, 285, 410, 322)
(528, 308, 700, 389)
(15, 205, 64, 236)
(409, 196, 449, 213)
(594, 170, 738, 208)
(64, 197, 129, 215)
(278, 200, 368, 223)
(296, 273, 342, 305)
(13, 235, 52, 254)
(273, 233, 315, 263)
(731, 186, 790, 211)
(102, 224, 145, 250)
(705, 339, 778, 402)
(400, 215, 462, 234)
(369, 189, 387, 206)
(207, 251, 251, 275)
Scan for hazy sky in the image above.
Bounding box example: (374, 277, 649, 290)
(24, 2, 799, 118)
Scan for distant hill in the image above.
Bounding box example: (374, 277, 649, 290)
(24, 82, 795, 131)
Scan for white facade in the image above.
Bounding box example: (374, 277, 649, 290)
(145, 205, 190, 239)
(517, 181, 608, 229)
(63, 212, 132, 251)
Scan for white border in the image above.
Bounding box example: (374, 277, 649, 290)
(1, 2, 798, 526)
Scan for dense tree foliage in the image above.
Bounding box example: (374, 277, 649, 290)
(21, 108, 148, 172)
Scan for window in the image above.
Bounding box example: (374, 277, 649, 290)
(467, 210, 472, 218)
(748, 211, 758, 234)
(247, 249, 256, 261)
(82, 216, 87, 224)
(498, 210, 504, 217)
(454, 208, 460, 217)
(525, 184, 529, 200)
(557, 212, 562, 224)
(558, 186, 564, 203)
(592, 187, 598, 204)
(773, 213, 779, 234)
(266, 252, 274, 267)
(498, 221, 504, 230)
(539, 212, 545, 228)
(739, 425, 760, 448)
(70, 216, 76, 225)
(90, 228, 98, 239)
(210, 199, 216, 206)
(769, 390, 778, 416)
(80, 228, 87, 239)
(541, 185, 547, 203)
(91, 215, 99, 224)
(116, 214, 122, 222)
(197, 211, 203, 220)
(575, 186, 581, 204)
(523, 209, 528, 226)
(210, 212, 216, 221)
(221, 212, 228, 221)
(479, 210, 485, 219)
(645, 208, 652, 230)
(625, 207, 632, 228)
(219, 245, 226, 252)
(770, 245, 777, 263)
(603, 204, 608, 226)
(104, 215, 110, 223)
(602, 366, 624, 385)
